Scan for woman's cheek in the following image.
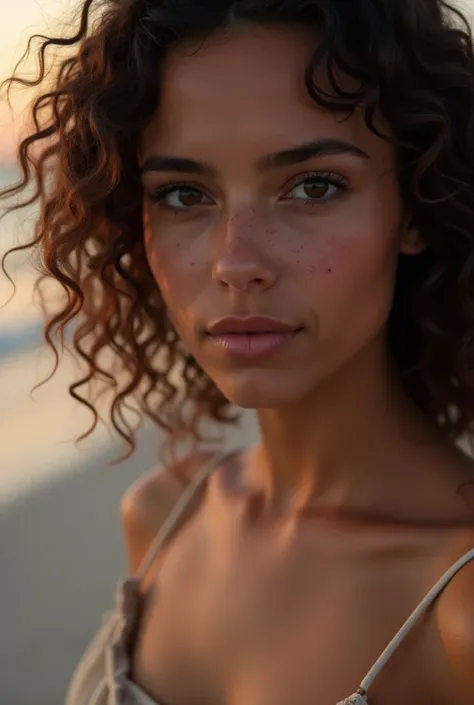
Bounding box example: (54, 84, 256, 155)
(147, 241, 208, 343)
(304, 220, 399, 326)
(146, 222, 193, 287)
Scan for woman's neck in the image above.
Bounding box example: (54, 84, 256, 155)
(246, 336, 444, 516)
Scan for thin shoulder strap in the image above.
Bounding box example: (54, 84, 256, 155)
(359, 547, 474, 694)
(135, 449, 238, 583)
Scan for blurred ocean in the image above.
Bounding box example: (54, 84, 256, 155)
(0, 163, 45, 357)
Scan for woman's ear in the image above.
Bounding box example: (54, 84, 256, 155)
(399, 224, 426, 256)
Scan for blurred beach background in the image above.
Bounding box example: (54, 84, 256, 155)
(0, 2, 257, 703)
(1, 1, 474, 704)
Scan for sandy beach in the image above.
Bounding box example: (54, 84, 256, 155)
(0, 425, 158, 705)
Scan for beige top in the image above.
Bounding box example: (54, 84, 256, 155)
(65, 450, 474, 705)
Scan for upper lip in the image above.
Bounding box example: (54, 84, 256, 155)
(207, 316, 300, 335)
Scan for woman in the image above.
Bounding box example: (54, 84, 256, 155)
(2, 0, 474, 703)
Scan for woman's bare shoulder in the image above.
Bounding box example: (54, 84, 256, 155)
(431, 530, 474, 704)
(120, 449, 219, 574)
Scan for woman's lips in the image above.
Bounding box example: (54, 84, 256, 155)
(205, 316, 302, 359)
(206, 330, 300, 359)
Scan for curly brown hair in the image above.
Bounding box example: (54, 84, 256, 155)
(2, 0, 474, 459)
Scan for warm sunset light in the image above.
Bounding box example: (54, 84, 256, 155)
(3, 3, 474, 705)
(0, 0, 78, 162)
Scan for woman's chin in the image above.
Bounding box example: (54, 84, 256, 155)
(214, 370, 305, 410)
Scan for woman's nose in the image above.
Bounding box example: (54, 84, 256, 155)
(212, 210, 279, 293)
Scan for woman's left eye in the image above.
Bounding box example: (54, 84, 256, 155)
(283, 174, 348, 204)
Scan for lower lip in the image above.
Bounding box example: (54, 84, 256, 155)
(206, 331, 299, 359)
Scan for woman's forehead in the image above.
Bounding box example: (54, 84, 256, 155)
(141, 26, 390, 167)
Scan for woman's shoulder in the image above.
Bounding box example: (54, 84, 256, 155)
(429, 530, 474, 704)
(120, 449, 225, 575)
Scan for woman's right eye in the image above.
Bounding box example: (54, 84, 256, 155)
(148, 185, 212, 212)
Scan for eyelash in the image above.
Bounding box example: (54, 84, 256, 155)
(146, 171, 349, 211)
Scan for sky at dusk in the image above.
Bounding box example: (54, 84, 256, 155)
(0, 0, 473, 162)
(0, 0, 77, 161)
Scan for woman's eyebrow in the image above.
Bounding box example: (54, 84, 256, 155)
(140, 138, 369, 177)
(257, 139, 370, 170)
(141, 155, 216, 177)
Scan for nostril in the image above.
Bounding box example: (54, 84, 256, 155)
(213, 261, 277, 292)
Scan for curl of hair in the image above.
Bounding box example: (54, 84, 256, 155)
(2, 0, 474, 458)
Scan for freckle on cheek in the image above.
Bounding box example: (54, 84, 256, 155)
(292, 245, 304, 256)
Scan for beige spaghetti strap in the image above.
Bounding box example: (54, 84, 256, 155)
(135, 449, 238, 582)
(339, 547, 474, 704)
(352, 547, 474, 700)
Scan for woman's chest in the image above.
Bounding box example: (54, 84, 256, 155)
(131, 518, 442, 705)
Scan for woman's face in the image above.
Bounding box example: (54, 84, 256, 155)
(140, 26, 419, 409)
